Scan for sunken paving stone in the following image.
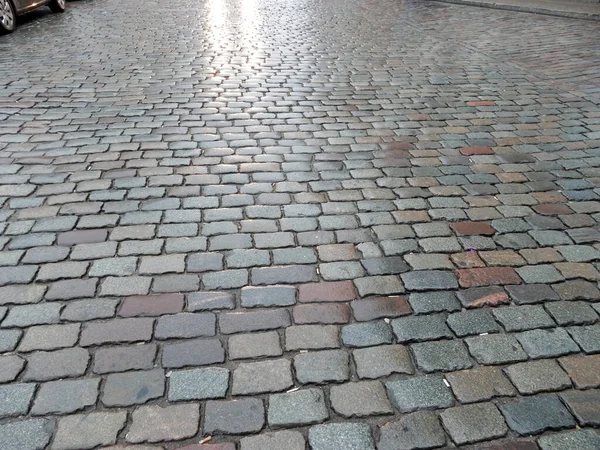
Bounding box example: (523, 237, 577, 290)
(240, 430, 306, 450)
(408, 291, 461, 313)
(219, 310, 290, 334)
(492, 305, 556, 332)
(499, 395, 576, 436)
(53, 412, 127, 449)
(330, 381, 393, 417)
(118, 293, 185, 317)
(232, 358, 294, 395)
(386, 374, 454, 413)
(353, 345, 414, 379)
(440, 403, 508, 445)
(268, 388, 329, 427)
(204, 399, 265, 435)
(377, 411, 447, 450)
(308, 423, 376, 450)
(126, 404, 200, 443)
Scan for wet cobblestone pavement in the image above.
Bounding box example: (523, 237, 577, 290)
(1, 0, 600, 448)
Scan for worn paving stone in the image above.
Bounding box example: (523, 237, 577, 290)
(411, 340, 474, 373)
(466, 334, 528, 365)
(447, 366, 516, 403)
(559, 355, 600, 388)
(80, 318, 154, 346)
(53, 412, 127, 449)
(155, 312, 215, 339)
(0, 383, 36, 418)
(285, 325, 340, 350)
(560, 389, 600, 426)
(219, 309, 290, 334)
(0, 419, 54, 450)
(330, 381, 393, 417)
(457, 286, 510, 308)
(391, 314, 452, 343)
(23, 348, 90, 381)
(408, 291, 461, 313)
(353, 344, 414, 379)
(93, 344, 156, 374)
(386, 375, 454, 413)
(294, 349, 350, 384)
(505, 360, 572, 395)
(119, 293, 185, 317)
(499, 395, 576, 436)
(188, 292, 235, 311)
(377, 411, 446, 450)
(447, 309, 501, 337)
(401, 270, 458, 291)
(232, 358, 293, 395)
(162, 338, 225, 368)
(2, 302, 62, 327)
(18, 323, 80, 352)
(441, 403, 508, 445)
(102, 369, 165, 406)
(492, 305, 556, 332)
(240, 285, 296, 308)
(204, 399, 265, 435)
(568, 324, 600, 354)
(308, 423, 376, 450)
(268, 388, 329, 426)
(241, 431, 305, 450)
(0, 354, 26, 383)
(506, 284, 560, 304)
(351, 296, 412, 321)
(127, 404, 200, 443)
(516, 328, 579, 359)
(0, 328, 23, 352)
(546, 301, 599, 326)
(32, 379, 100, 415)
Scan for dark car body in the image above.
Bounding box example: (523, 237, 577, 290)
(1, 0, 65, 34)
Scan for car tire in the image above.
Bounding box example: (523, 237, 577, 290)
(0, 0, 16, 35)
(48, 0, 66, 13)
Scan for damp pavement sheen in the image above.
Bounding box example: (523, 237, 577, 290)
(0, 0, 600, 448)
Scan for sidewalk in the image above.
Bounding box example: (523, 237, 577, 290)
(433, 0, 600, 20)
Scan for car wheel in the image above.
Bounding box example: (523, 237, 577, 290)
(48, 0, 66, 13)
(0, 0, 16, 34)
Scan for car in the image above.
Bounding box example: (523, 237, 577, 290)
(0, 0, 65, 35)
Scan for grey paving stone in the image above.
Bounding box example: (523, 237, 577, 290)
(546, 301, 599, 326)
(516, 265, 564, 284)
(32, 379, 99, 415)
(505, 360, 572, 395)
(330, 381, 393, 417)
(203, 269, 248, 289)
(568, 324, 600, 353)
(353, 345, 414, 379)
(446, 366, 516, 404)
(219, 309, 290, 334)
(320, 261, 365, 280)
(308, 423, 376, 450)
(102, 369, 164, 406)
(93, 344, 156, 374)
(411, 340, 474, 373)
(440, 403, 508, 445)
(341, 321, 393, 347)
(162, 338, 225, 368)
(126, 404, 199, 443)
(294, 349, 350, 384)
(46, 278, 98, 300)
(401, 270, 458, 291)
(80, 318, 154, 346)
(89, 257, 137, 277)
(0, 354, 25, 383)
(354, 275, 405, 296)
(229, 331, 282, 359)
(2, 303, 62, 327)
(377, 411, 446, 450)
(168, 367, 229, 401)
(268, 388, 329, 426)
(100, 276, 151, 296)
(155, 313, 215, 339)
(466, 334, 528, 364)
(24, 348, 90, 381)
(61, 298, 119, 321)
(538, 430, 600, 450)
(285, 325, 340, 350)
(0, 419, 54, 450)
(232, 358, 293, 395)
(499, 395, 576, 436)
(53, 412, 127, 450)
(408, 291, 461, 313)
(361, 256, 409, 275)
(241, 430, 306, 450)
(240, 285, 296, 308)
(187, 252, 223, 272)
(227, 249, 271, 268)
(18, 323, 80, 352)
(560, 390, 600, 426)
(391, 314, 452, 343)
(447, 309, 501, 337)
(0, 383, 36, 418)
(386, 375, 454, 413)
(506, 283, 560, 304)
(0, 328, 23, 352)
(556, 245, 600, 262)
(0, 284, 46, 306)
(492, 305, 556, 332)
(516, 328, 580, 359)
(188, 291, 235, 311)
(204, 399, 265, 435)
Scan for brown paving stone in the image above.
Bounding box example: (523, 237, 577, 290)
(519, 248, 563, 264)
(560, 355, 600, 388)
(532, 191, 567, 204)
(479, 442, 539, 450)
(534, 204, 573, 215)
(451, 222, 495, 236)
(451, 252, 486, 268)
(393, 210, 430, 223)
(446, 366, 516, 403)
(458, 286, 510, 308)
(119, 293, 185, 317)
(554, 262, 600, 281)
(293, 303, 351, 324)
(457, 267, 522, 288)
(479, 250, 525, 267)
(351, 296, 411, 321)
(298, 281, 356, 303)
(460, 146, 494, 155)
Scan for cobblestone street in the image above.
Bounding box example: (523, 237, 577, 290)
(1, 0, 600, 448)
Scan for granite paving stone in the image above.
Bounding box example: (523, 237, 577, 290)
(268, 388, 329, 426)
(353, 345, 414, 379)
(411, 340, 474, 373)
(0, 383, 36, 418)
(102, 369, 165, 406)
(31, 379, 100, 415)
(440, 403, 508, 445)
(126, 404, 200, 443)
(538, 430, 600, 450)
(446, 366, 516, 403)
(499, 395, 576, 436)
(204, 399, 265, 435)
(330, 381, 393, 417)
(294, 349, 350, 384)
(516, 328, 580, 359)
(240, 431, 306, 450)
(377, 411, 446, 450)
(232, 358, 293, 395)
(505, 360, 572, 395)
(385, 375, 454, 413)
(53, 412, 127, 450)
(308, 423, 376, 450)
(0, 419, 54, 450)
